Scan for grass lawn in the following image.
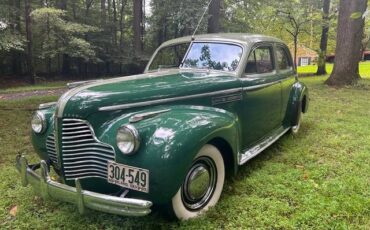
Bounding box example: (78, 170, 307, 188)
(0, 77, 369, 229)
(297, 62, 370, 78)
(0, 81, 69, 94)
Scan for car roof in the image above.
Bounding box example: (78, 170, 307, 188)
(160, 33, 284, 47)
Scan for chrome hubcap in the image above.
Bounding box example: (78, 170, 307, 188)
(182, 157, 217, 211)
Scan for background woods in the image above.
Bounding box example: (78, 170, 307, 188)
(0, 0, 367, 86)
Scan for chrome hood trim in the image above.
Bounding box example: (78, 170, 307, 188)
(99, 88, 242, 112)
(55, 69, 180, 118)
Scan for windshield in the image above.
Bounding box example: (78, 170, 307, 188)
(182, 42, 243, 72)
(148, 43, 190, 71)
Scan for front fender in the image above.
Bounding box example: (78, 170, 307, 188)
(31, 106, 56, 161)
(99, 105, 240, 204)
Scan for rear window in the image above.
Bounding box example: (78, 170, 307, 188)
(245, 46, 274, 74)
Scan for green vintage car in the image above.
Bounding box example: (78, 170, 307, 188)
(17, 33, 308, 220)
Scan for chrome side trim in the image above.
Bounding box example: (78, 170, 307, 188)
(67, 80, 102, 89)
(99, 88, 242, 112)
(242, 81, 281, 92)
(129, 109, 171, 123)
(16, 155, 152, 217)
(238, 127, 290, 165)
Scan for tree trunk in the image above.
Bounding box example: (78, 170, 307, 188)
(58, 0, 70, 76)
(56, 0, 67, 10)
(72, 1, 77, 19)
(326, 0, 367, 86)
(316, 0, 330, 75)
(101, 0, 106, 27)
(15, 0, 21, 31)
(12, 0, 22, 75)
(133, 0, 143, 55)
(119, 0, 126, 51)
(25, 0, 35, 84)
(207, 0, 221, 33)
(112, 0, 118, 46)
(293, 35, 298, 68)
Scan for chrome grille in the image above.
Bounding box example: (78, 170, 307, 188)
(61, 119, 115, 180)
(46, 133, 58, 164)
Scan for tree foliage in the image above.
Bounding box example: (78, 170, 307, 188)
(0, 0, 347, 79)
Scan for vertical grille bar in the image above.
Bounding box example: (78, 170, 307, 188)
(46, 133, 58, 164)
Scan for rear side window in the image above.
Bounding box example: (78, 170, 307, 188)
(245, 46, 274, 74)
(276, 46, 292, 70)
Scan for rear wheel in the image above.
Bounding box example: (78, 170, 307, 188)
(170, 144, 225, 220)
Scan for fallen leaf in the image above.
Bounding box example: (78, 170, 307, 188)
(303, 171, 309, 180)
(9, 205, 17, 217)
(295, 165, 304, 169)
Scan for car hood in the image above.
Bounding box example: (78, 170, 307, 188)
(58, 69, 241, 118)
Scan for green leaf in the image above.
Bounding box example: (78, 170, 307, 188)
(350, 12, 362, 19)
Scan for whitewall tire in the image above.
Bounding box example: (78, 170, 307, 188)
(291, 105, 302, 134)
(171, 144, 225, 220)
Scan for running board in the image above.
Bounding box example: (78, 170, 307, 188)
(238, 127, 290, 165)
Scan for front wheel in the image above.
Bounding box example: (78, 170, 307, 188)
(170, 144, 225, 220)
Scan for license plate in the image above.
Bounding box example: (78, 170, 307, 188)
(107, 161, 149, 193)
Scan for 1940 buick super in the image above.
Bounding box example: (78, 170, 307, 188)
(16, 33, 308, 220)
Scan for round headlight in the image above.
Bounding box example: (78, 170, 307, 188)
(116, 125, 140, 155)
(31, 111, 46, 134)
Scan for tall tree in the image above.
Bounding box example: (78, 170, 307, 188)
(12, 0, 23, 75)
(326, 0, 367, 86)
(25, 0, 35, 84)
(57, 0, 70, 76)
(133, 0, 143, 54)
(208, 0, 221, 33)
(101, 0, 107, 27)
(316, 0, 331, 75)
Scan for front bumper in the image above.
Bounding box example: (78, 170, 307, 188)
(15, 155, 152, 217)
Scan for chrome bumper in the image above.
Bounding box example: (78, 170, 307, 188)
(15, 155, 152, 217)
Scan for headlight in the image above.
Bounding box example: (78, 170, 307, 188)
(116, 125, 140, 155)
(31, 111, 47, 134)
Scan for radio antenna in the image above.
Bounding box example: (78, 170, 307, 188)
(192, 0, 214, 40)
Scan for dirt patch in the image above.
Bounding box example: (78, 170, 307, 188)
(0, 88, 67, 100)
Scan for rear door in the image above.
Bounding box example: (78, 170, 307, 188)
(274, 44, 296, 125)
(240, 43, 282, 150)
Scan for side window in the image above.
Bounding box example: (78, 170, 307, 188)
(245, 46, 274, 74)
(276, 46, 292, 70)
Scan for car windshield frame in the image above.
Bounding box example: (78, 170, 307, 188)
(180, 41, 244, 73)
(147, 42, 191, 72)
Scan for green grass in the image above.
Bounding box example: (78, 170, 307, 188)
(297, 62, 370, 78)
(0, 78, 369, 229)
(0, 81, 68, 94)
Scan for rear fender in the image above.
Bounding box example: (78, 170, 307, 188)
(287, 81, 309, 126)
